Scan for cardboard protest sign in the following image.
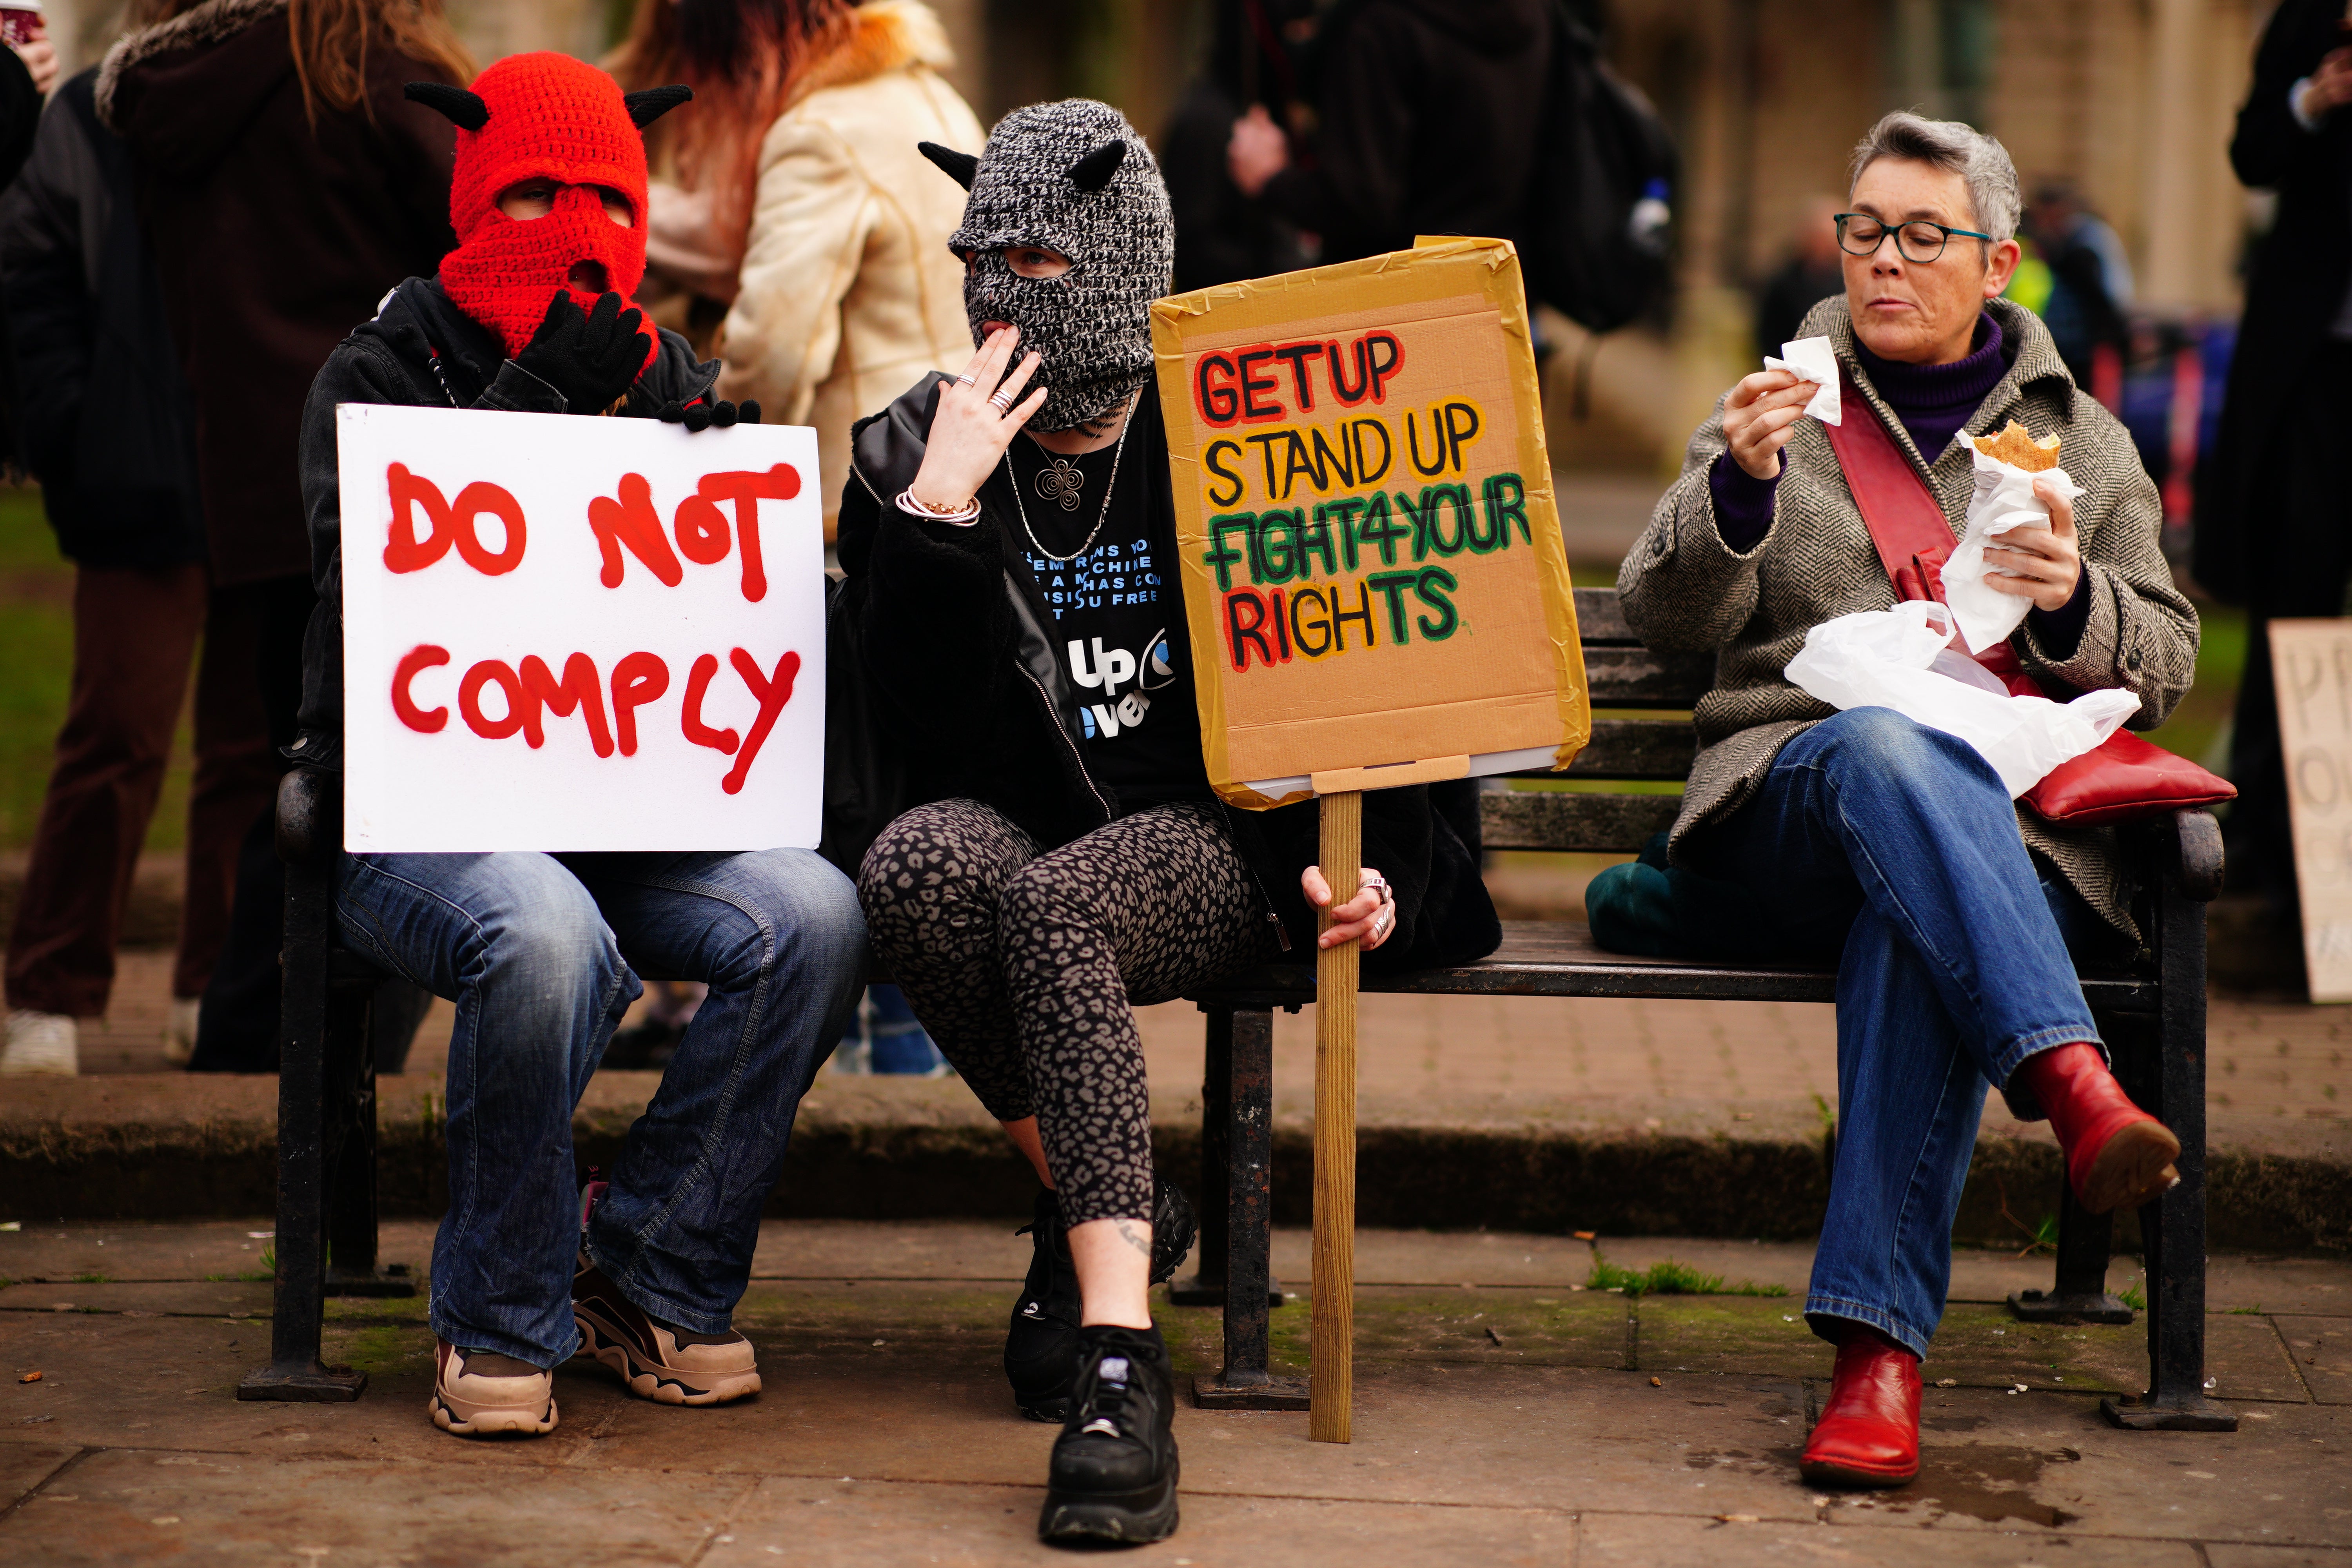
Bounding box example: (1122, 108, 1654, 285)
(1149, 237, 1589, 807)
(2270, 618, 2352, 1001)
(337, 405, 824, 851)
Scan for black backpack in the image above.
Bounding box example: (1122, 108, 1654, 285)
(1523, 5, 1679, 334)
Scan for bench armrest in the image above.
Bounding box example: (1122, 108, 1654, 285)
(2167, 808, 2224, 904)
(275, 767, 339, 868)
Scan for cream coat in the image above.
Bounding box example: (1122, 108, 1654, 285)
(714, 0, 983, 531)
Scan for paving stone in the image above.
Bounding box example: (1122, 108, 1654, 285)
(2275, 1318, 2352, 1406)
(1575, 1511, 2208, 1565)
(0, 1440, 76, 1505)
(0, 1283, 271, 1319)
(704, 1474, 1579, 1567)
(0, 1446, 752, 1566)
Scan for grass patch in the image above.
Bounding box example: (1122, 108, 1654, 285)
(69, 1272, 110, 1284)
(2119, 1279, 2147, 1312)
(1586, 1244, 1787, 1299)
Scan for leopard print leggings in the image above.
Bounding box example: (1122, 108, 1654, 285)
(857, 799, 1271, 1226)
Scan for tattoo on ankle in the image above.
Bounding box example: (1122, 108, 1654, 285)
(1113, 1220, 1151, 1258)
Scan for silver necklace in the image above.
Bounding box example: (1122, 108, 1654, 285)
(1007, 419, 1131, 564)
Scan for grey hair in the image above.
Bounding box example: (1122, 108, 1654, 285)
(1848, 111, 2021, 247)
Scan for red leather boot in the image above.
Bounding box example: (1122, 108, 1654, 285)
(2017, 1043, 2180, 1215)
(1799, 1327, 1920, 1488)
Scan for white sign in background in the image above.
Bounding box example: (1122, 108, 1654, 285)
(338, 404, 825, 851)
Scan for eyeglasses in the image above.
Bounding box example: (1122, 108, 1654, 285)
(1834, 213, 1992, 264)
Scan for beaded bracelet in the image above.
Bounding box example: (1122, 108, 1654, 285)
(895, 488, 981, 525)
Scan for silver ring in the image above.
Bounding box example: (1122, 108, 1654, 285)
(988, 389, 1016, 413)
(955, 372, 979, 387)
(1372, 905, 1392, 935)
(1361, 872, 1393, 903)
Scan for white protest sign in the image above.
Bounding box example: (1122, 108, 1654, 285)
(337, 403, 824, 852)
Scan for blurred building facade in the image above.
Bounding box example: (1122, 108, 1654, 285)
(33, 0, 2264, 473)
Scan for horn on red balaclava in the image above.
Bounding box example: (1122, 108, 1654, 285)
(416, 54, 690, 373)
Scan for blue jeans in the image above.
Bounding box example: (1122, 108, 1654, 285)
(1687, 708, 2112, 1358)
(334, 848, 866, 1367)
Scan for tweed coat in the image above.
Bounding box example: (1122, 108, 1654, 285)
(1617, 295, 2200, 938)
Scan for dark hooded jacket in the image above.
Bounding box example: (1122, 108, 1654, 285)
(288, 277, 722, 771)
(835, 374, 1502, 973)
(0, 68, 205, 568)
(96, 0, 461, 586)
(2195, 0, 2352, 603)
(1259, 0, 1550, 264)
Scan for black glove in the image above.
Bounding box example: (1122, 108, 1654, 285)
(657, 397, 760, 432)
(512, 289, 649, 413)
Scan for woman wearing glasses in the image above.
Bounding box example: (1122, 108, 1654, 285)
(1611, 113, 2198, 1488)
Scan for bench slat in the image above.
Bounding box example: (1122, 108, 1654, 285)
(1191, 919, 2160, 1012)
(1559, 718, 1699, 779)
(1583, 645, 1712, 708)
(1481, 789, 1680, 853)
(1572, 585, 1637, 643)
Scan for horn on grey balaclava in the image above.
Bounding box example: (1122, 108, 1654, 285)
(943, 99, 1174, 433)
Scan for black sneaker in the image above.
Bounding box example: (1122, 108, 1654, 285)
(1005, 1191, 1082, 1422)
(1037, 1324, 1180, 1545)
(1004, 1182, 1198, 1422)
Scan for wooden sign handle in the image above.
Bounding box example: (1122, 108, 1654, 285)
(1310, 788, 1362, 1444)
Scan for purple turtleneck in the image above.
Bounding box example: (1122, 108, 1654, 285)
(1706, 310, 2089, 653)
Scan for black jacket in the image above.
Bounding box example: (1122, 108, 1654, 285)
(1259, 0, 1550, 265)
(290, 277, 721, 769)
(834, 375, 1501, 973)
(2195, 0, 2352, 601)
(0, 68, 204, 569)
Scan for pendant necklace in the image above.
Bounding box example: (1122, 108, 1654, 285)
(1007, 419, 1131, 564)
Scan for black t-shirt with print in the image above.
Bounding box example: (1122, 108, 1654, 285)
(999, 399, 1211, 808)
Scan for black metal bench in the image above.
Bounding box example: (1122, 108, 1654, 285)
(243, 587, 2234, 1435)
(1173, 586, 2236, 1433)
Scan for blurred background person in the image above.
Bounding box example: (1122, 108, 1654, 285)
(0, 40, 247, 1076)
(1753, 193, 1844, 359)
(1225, 0, 1548, 266)
(2022, 179, 2131, 397)
(612, 0, 972, 1076)
(98, 0, 471, 1070)
(2195, 0, 2352, 958)
(1158, 0, 1314, 292)
(613, 0, 980, 543)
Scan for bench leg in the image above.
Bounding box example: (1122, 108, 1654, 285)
(2103, 872, 2234, 1431)
(323, 986, 417, 1299)
(2013, 1009, 2132, 1325)
(1193, 1005, 1307, 1410)
(1168, 1007, 1232, 1307)
(1172, 1006, 1285, 1310)
(240, 850, 366, 1402)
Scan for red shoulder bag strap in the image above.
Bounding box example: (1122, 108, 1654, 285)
(1820, 366, 1958, 609)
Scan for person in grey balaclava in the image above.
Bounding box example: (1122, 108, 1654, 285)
(920, 99, 1175, 432)
(838, 94, 1459, 1552)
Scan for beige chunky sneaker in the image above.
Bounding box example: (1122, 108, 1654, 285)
(429, 1341, 558, 1437)
(572, 1260, 760, 1405)
(2, 1010, 78, 1075)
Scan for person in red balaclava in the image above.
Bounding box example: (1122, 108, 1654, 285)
(285, 51, 870, 1443)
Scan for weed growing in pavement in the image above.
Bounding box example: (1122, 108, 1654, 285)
(70, 1272, 109, 1284)
(2229, 1303, 2265, 1315)
(2119, 1279, 2147, 1311)
(1585, 1245, 1788, 1299)
(259, 1246, 275, 1277)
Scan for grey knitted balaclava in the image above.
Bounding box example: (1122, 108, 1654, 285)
(921, 100, 1174, 432)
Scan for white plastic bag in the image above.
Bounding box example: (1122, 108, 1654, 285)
(1784, 601, 2140, 796)
(1943, 446, 2085, 655)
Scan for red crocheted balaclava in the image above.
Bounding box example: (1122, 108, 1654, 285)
(410, 54, 691, 371)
